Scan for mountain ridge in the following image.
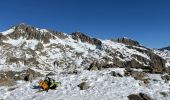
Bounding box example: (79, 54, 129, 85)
(0, 23, 169, 73)
(0, 23, 170, 100)
(159, 46, 170, 51)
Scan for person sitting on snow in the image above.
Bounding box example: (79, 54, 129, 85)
(39, 77, 61, 92)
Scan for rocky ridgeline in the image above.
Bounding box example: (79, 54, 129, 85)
(71, 32, 102, 46)
(0, 23, 169, 86)
(114, 38, 166, 73)
(113, 37, 141, 47)
(0, 23, 68, 43)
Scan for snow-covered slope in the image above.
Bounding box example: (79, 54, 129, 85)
(0, 23, 169, 100)
(154, 49, 170, 67)
(0, 68, 169, 100)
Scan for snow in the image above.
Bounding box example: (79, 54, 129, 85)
(102, 40, 151, 61)
(3, 37, 39, 49)
(40, 29, 49, 33)
(0, 28, 15, 35)
(154, 49, 170, 67)
(0, 26, 170, 100)
(36, 28, 49, 33)
(0, 68, 169, 100)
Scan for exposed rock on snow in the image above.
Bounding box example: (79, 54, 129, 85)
(128, 93, 154, 100)
(78, 82, 89, 90)
(87, 61, 103, 71)
(113, 37, 142, 47)
(0, 23, 170, 100)
(161, 75, 170, 83)
(71, 32, 102, 46)
(110, 71, 123, 77)
(0, 68, 42, 86)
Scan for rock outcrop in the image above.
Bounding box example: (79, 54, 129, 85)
(5, 23, 67, 44)
(113, 37, 141, 47)
(71, 32, 102, 46)
(0, 68, 42, 86)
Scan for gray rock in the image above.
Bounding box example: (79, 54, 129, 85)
(78, 82, 89, 90)
(160, 92, 169, 97)
(128, 94, 144, 100)
(161, 75, 170, 83)
(131, 71, 145, 80)
(128, 93, 154, 100)
(110, 71, 123, 77)
(87, 61, 103, 71)
(124, 70, 146, 81)
(139, 93, 154, 100)
(0, 68, 42, 86)
(111, 71, 117, 76)
(143, 79, 150, 84)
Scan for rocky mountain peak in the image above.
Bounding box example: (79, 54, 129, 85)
(0, 23, 60, 43)
(113, 37, 141, 47)
(16, 23, 29, 28)
(71, 32, 102, 46)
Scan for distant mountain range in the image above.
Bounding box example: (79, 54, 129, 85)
(159, 46, 170, 51)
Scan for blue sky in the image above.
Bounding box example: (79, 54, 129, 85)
(0, 0, 170, 48)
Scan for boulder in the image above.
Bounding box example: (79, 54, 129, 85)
(124, 69, 146, 81)
(160, 92, 169, 97)
(149, 52, 166, 74)
(111, 71, 117, 76)
(161, 75, 170, 83)
(139, 93, 154, 100)
(131, 71, 145, 80)
(128, 94, 144, 100)
(78, 82, 89, 90)
(110, 71, 123, 77)
(143, 79, 150, 84)
(87, 61, 103, 71)
(128, 93, 154, 100)
(165, 67, 170, 74)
